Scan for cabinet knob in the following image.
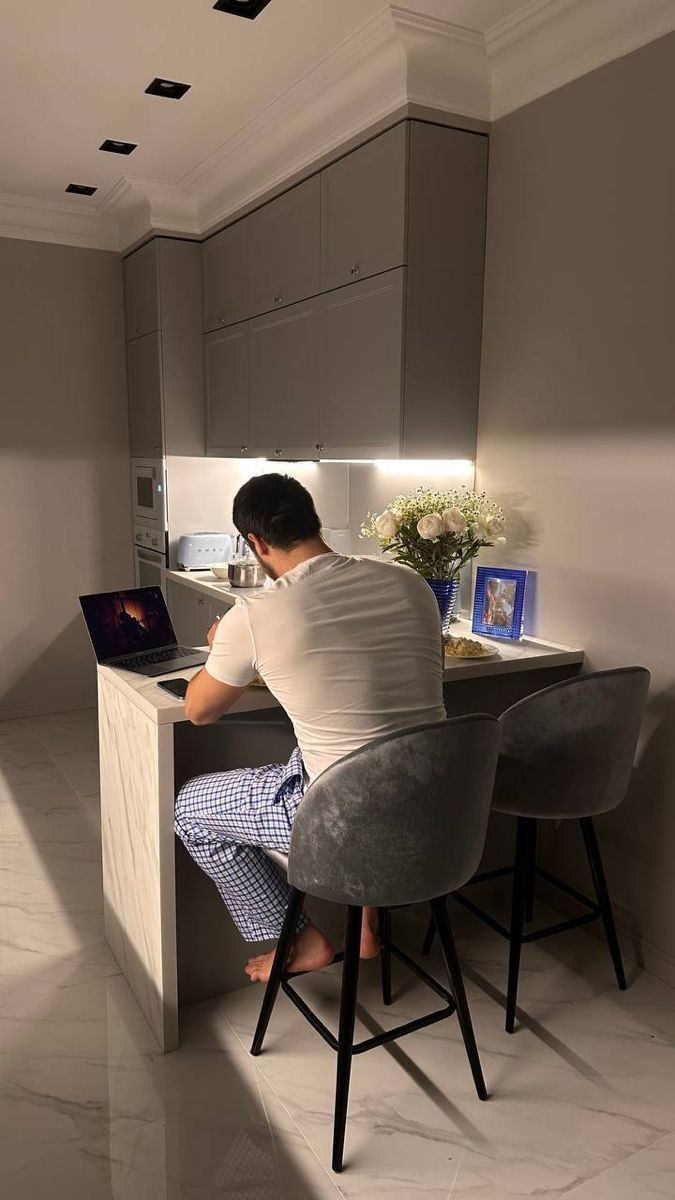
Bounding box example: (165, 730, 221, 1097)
(350, 264, 360, 276)
(274, 448, 282, 457)
(218, 316, 226, 324)
(135, 326, 143, 335)
(274, 294, 283, 305)
(198, 597, 206, 606)
(315, 442, 324, 453)
(240, 444, 248, 453)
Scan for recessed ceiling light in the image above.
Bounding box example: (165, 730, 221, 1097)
(99, 139, 137, 155)
(145, 77, 191, 100)
(213, 0, 273, 19)
(65, 183, 97, 196)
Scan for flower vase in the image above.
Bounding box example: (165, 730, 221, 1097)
(426, 578, 460, 637)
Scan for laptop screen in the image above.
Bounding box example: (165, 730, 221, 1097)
(79, 587, 176, 662)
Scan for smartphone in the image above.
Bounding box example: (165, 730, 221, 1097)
(157, 678, 190, 700)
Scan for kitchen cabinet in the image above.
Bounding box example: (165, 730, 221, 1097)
(205, 323, 252, 456)
(128, 330, 204, 459)
(250, 298, 320, 459)
(127, 333, 163, 458)
(248, 176, 320, 317)
(124, 239, 202, 341)
(203, 220, 249, 332)
(165, 580, 223, 649)
(320, 123, 407, 292)
(319, 269, 404, 459)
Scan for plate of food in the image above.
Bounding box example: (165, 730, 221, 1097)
(444, 635, 499, 660)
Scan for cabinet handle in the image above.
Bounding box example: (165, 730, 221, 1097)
(350, 264, 360, 276)
(198, 597, 206, 606)
(274, 448, 282, 457)
(240, 444, 248, 453)
(218, 316, 226, 324)
(274, 294, 283, 305)
(135, 325, 143, 335)
(315, 442, 324, 453)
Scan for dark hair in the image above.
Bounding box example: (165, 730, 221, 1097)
(232, 474, 321, 550)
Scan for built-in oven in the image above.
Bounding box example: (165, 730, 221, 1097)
(134, 523, 167, 591)
(131, 459, 166, 529)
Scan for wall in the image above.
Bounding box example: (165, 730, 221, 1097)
(0, 238, 132, 719)
(476, 34, 675, 978)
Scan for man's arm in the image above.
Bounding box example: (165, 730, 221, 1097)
(184, 665, 245, 725)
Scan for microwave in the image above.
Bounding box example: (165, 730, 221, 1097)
(131, 459, 166, 529)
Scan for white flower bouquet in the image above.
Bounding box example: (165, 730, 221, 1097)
(361, 486, 506, 582)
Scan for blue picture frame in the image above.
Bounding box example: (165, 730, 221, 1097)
(472, 566, 528, 640)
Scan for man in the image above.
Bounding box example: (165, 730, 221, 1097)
(174, 473, 446, 983)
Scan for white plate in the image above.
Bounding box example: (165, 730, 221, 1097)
(445, 643, 500, 660)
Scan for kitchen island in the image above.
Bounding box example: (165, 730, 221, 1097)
(98, 578, 584, 1051)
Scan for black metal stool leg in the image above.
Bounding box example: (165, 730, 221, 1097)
(251, 888, 305, 1056)
(525, 820, 537, 923)
(332, 906, 363, 1173)
(379, 907, 392, 1005)
(422, 912, 435, 956)
(505, 817, 531, 1034)
(580, 817, 627, 990)
(431, 896, 488, 1101)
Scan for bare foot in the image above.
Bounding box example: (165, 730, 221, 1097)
(245, 921, 334, 984)
(360, 906, 381, 960)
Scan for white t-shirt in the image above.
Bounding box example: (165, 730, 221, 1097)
(205, 553, 446, 782)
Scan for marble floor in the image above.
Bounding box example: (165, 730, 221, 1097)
(1, 709, 675, 1198)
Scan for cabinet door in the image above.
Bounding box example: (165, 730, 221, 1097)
(165, 581, 211, 648)
(320, 123, 407, 292)
(248, 176, 320, 317)
(124, 242, 160, 340)
(319, 268, 404, 459)
(127, 332, 164, 458)
(250, 299, 320, 459)
(202, 220, 249, 332)
(205, 324, 252, 456)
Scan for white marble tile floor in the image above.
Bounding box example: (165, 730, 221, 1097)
(1, 708, 675, 1198)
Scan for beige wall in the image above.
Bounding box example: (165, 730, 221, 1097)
(476, 34, 675, 978)
(0, 238, 132, 719)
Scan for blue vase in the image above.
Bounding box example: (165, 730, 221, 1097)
(426, 578, 460, 636)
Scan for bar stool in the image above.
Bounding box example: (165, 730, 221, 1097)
(424, 667, 650, 1033)
(251, 714, 501, 1172)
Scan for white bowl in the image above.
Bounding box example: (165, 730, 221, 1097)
(210, 562, 232, 580)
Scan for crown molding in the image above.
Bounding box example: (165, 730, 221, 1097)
(487, 0, 675, 119)
(2, 0, 674, 251)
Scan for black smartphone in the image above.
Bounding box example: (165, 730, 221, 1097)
(156, 678, 190, 700)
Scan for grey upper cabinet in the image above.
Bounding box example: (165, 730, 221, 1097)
(124, 239, 202, 341)
(202, 220, 249, 332)
(320, 122, 407, 292)
(127, 333, 164, 458)
(319, 269, 404, 459)
(248, 176, 320, 317)
(205, 323, 251, 456)
(250, 299, 320, 459)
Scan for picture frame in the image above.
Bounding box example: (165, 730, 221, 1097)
(472, 566, 528, 640)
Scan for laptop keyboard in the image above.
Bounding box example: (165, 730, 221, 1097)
(119, 647, 199, 670)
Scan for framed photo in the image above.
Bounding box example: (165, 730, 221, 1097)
(472, 567, 528, 640)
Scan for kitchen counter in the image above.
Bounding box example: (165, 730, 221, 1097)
(98, 589, 583, 1052)
(164, 567, 264, 606)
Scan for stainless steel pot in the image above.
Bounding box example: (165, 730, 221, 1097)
(227, 559, 266, 588)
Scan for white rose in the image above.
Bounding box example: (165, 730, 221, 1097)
(374, 510, 400, 539)
(471, 519, 491, 541)
(417, 513, 443, 540)
(441, 507, 468, 535)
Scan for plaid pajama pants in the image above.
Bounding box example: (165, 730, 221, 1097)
(174, 747, 309, 942)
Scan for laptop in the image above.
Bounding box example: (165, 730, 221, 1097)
(79, 586, 208, 677)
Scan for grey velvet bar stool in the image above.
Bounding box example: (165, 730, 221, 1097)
(251, 714, 501, 1173)
(424, 667, 650, 1034)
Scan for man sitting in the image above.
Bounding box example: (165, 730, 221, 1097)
(174, 473, 445, 983)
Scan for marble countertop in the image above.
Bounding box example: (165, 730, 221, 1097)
(99, 598, 583, 726)
(163, 568, 265, 606)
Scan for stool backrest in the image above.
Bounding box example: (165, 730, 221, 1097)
(287, 715, 501, 907)
(495, 667, 650, 819)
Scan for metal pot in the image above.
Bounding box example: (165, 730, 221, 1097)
(227, 559, 266, 588)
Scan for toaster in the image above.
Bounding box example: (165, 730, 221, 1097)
(176, 532, 233, 570)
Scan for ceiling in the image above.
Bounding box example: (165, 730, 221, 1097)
(1, 0, 673, 250)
